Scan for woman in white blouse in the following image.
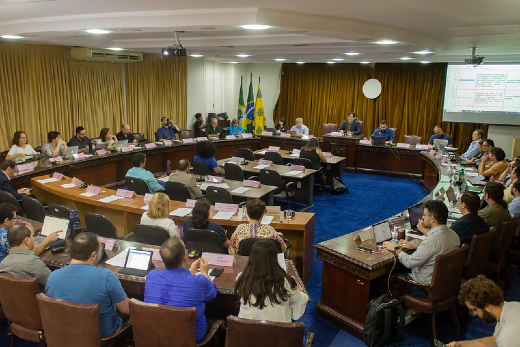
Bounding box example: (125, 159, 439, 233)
(235, 238, 308, 322)
(93, 128, 118, 151)
(6, 131, 38, 163)
(140, 192, 179, 237)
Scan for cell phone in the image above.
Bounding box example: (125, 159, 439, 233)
(434, 339, 447, 347)
(357, 246, 374, 253)
(188, 249, 201, 259)
(209, 267, 224, 277)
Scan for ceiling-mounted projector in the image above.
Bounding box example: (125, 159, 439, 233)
(161, 32, 186, 57)
(464, 47, 484, 66)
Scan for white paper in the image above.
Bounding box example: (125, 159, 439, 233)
(170, 208, 192, 217)
(261, 215, 274, 225)
(290, 153, 300, 157)
(277, 253, 286, 271)
(60, 183, 77, 188)
(141, 205, 149, 210)
(98, 195, 124, 203)
(285, 170, 302, 176)
(258, 150, 267, 154)
(231, 187, 251, 194)
(37, 178, 59, 183)
(254, 164, 269, 169)
(41, 215, 69, 239)
(448, 207, 460, 213)
(158, 176, 169, 182)
(206, 182, 230, 189)
(106, 248, 133, 267)
(213, 211, 235, 220)
(465, 172, 478, 177)
(79, 192, 97, 197)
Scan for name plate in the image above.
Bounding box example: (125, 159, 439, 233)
(17, 163, 34, 172)
(71, 177, 82, 186)
(196, 137, 208, 142)
(182, 138, 194, 144)
(429, 149, 436, 156)
(144, 193, 153, 202)
(441, 156, 447, 164)
(86, 185, 101, 195)
(268, 146, 280, 152)
(96, 149, 107, 156)
(145, 143, 156, 149)
(202, 252, 234, 267)
(437, 194, 445, 201)
(52, 172, 64, 180)
(50, 156, 64, 162)
(416, 144, 429, 150)
(280, 133, 291, 138)
(141, 247, 162, 261)
(330, 132, 342, 137)
(323, 152, 332, 157)
(122, 146, 133, 152)
(262, 131, 273, 137)
(207, 176, 223, 183)
(98, 237, 116, 251)
(116, 189, 135, 198)
(242, 133, 253, 139)
(164, 140, 173, 146)
(215, 203, 238, 212)
(186, 199, 197, 208)
(226, 135, 236, 140)
(447, 166, 452, 173)
(258, 159, 273, 166)
(290, 164, 305, 172)
(436, 153, 442, 159)
(396, 143, 410, 149)
(243, 180, 260, 188)
(230, 156, 242, 163)
(359, 140, 371, 145)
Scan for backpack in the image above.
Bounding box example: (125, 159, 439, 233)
(328, 177, 348, 195)
(363, 294, 405, 347)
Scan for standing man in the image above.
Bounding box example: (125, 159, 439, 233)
(157, 117, 182, 141)
(45, 232, 129, 338)
(479, 147, 508, 181)
(193, 113, 205, 138)
(0, 160, 31, 199)
(290, 118, 309, 135)
(428, 126, 453, 146)
(126, 153, 165, 194)
(370, 120, 394, 143)
(116, 124, 137, 145)
(338, 112, 361, 135)
(68, 126, 91, 153)
(168, 159, 203, 200)
(41, 131, 67, 159)
(206, 117, 223, 139)
(450, 192, 490, 245)
(447, 275, 520, 347)
(462, 129, 484, 160)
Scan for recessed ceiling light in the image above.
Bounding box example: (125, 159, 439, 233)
(375, 40, 397, 45)
(230, 61, 238, 64)
(236, 54, 250, 58)
(190, 54, 203, 57)
(344, 52, 360, 56)
(413, 50, 433, 55)
(333, 58, 344, 61)
(296, 61, 305, 64)
(327, 61, 336, 64)
(85, 29, 111, 34)
(360, 61, 371, 64)
(1, 35, 24, 39)
(108, 47, 124, 51)
(275, 58, 286, 62)
(420, 61, 431, 64)
(399, 57, 413, 60)
(241, 25, 270, 30)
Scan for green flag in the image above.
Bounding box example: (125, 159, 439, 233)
(237, 79, 245, 125)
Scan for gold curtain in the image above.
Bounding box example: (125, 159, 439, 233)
(127, 54, 187, 142)
(0, 41, 71, 150)
(68, 61, 126, 140)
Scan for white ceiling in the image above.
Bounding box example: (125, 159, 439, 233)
(1, 0, 520, 64)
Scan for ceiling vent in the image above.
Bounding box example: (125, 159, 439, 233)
(70, 47, 143, 62)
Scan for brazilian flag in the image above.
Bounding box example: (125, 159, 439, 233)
(241, 78, 255, 133)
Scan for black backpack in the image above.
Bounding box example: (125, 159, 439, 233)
(328, 177, 349, 195)
(363, 294, 405, 347)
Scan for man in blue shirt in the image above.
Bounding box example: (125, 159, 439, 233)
(157, 117, 182, 141)
(462, 129, 484, 160)
(370, 120, 394, 143)
(508, 180, 520, 236)
(145, 237, 217, 344)
(0, 203, 18, 262)
(290, 118, 309, 135)
(450, 192, 490, 245)
(126, 153, 165, 194)
(45, 232, 129, 338)
(68, 126, 91, 153)
(428, 126, 453, 146)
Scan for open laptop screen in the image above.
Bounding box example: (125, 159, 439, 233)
(124, 249, 153, 271)
(433, 139, 449, 148)
(373, 220, 392, 244)
(408, 203, 424, 229)
(372, 136, 385, 146)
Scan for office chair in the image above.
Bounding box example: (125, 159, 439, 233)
(238, 237, 290, 259)
(48, 203, 72, 219)
(237, 148, 255, 161)
(206, 186, 234, 205)
(322, 123, 338, 135)
(293, 157, 325, 193)
(128, 224, 171, 246)
(165, 181, 192, 202)
(0, 190, 24, 216)
(179, 130, 194, 139)
(192, 161, 211, 176)
(84, 212, 118, 239)
(486, 217, 517, 288)
(259, 169, 296, 209)
(463, 228, 496, 279)
(126, 177, 150, 195)
(264, 152, 284, 165)
(224, 162, 245, 181)
(21, 195, 46, 223)
(403, 135, 423, 145)
(183, 229, 227, 254)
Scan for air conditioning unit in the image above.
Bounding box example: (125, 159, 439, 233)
(70, 47, 143, 62)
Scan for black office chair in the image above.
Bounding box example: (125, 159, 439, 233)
(206, 186, 234, 205)
(224, 163, 245, 181)
(165, 181, 192, 202)
(84, 212, 118, 239)
(126, 177, 150, 195)
(183, 229, 227, 254)
(21, 195, 46, 223)
(238, 237, 290, 259)
(0, 190, 24, 216)
(259, 169, 296, 209)
(293, 157, 325, 193)
(130, 224, 170, 246)
(155, 132, 160, 142)
(264, 152, 283, 165)
(48, 203, 72, 219)
(237, 148, 255, 161)
(192, 161, 211, 175)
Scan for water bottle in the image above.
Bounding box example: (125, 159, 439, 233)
(330, 125, 334, 134)
(166, 160, 172, 175)
(73, 221, 82, 239)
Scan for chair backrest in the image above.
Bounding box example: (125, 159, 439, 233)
(428, 245, 468, 301)
(322, 123, 338, 135)
(36, 293, 101, 347)
(155, 132, 160, 142)
(132, 133, 145, 141)
(464, 228, 497, 278)
(48, 203, 72, 219)
(224, 163, 245, 181)
(403, 135, 423, 145)
(293, 158, 314, 170)
(238, 238, 283, 256)
(264, 152, 283, 165)
(183, 229, 226, 253)
(180, 130, 194, 139)
(0, 150, 8, 164)
(21, 195, 46, 223)
(390, 128, 397, 138)
(492, 217, 517, 265)
(126, 177, 150, 195)
(129, 299, 197, 347)
(206, 186, 233, 205)
(133, 224, 171, 246)
(358, 120, 364, 131)
(237, 148, 255, 161)
(225, 315, 305, 347)
(84, 212, 118, 239)
(0, 274, 43, 332)
(0, 190, 24, 215)
(259, 169, 283, 194)
(192, 161, 210, 175)
(165, 181, 191, 202)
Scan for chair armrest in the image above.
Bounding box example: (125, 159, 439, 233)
(391, 274, 433, 290)
(285, 181, 297, 192)
(304, 332, 316, 346)
(101, 319, 132, 346)
(123, 232, 134, 241)
(197, 319, 226, 347)
(238, 201, 247, 208)
(248, 175, 260, 181)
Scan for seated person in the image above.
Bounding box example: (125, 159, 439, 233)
(0, 224, 51, 291)
(229, 198, 287, 255)
(116, 124, 137, 145)
(205, 117, 223, 139)
(235, 239, 308, 322)
(275, 117, 288, 133)
(370, 120, 394, 143)
(6, 131, 38, 163)
(450, 192, 490, 245)
(193, 141, 223, 175)
(93, 128, 117, 151)
(126, 153, 165, 194)
(168, 159, 203, 200)
(299, 138, 327, 187)
(41, 131, 67, 159)
(447, 275, 520, 347)
(462, 129, 484, 160)
(67, 126, 91, 153)
(509, 180, 520, 236)
(144, 237, 216, 344)
(479, 147, 508, 181)
(289, 117, 309, 135)
(229, 118, 245, 136)
(338, 112, 361, 135)
(478, 182, 511, 228)
(193, 113, 205, 138)
(0, 203, 18, 262)
(0, 160, 31, 199)
(157, 117, 182, 141)
(503, 165, 520, 204)
(465, 139, 487, 165)
(183, 198, 230, 249)
(140, 192, 179, 237)
(428, 126, 453, 146)
(46, 232, 129, 338)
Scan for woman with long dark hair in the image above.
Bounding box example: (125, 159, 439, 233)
(6, 131, 38, 163)
(183, 198, 230, 249)
(234, 239, 308, 321)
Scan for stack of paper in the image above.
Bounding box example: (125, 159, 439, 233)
(231, 187, 250, 194)
(285, 170, 302, 176)
(170, 208, 192, 217)
(98, 195, 124, 203)
(61, 183, 77, 188)
(37, 178, 59, 184)
(213, 211, 235, 220)
(254, 164, 269, 169)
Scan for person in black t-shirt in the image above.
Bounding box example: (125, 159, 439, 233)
(115, 124, 137, 145)
(193, 113, 205, 138)
(450, 192, 490, 245)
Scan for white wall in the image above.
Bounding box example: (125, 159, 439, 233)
(487, 125, 520, 158)
(186, 57, 205, 125)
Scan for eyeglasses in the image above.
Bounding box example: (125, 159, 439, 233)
(467, 306, 478, 316)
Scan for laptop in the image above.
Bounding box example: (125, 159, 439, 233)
(94, 142, 108, 153)
(433, 139, 449, 148)
(371, 136, 386, 146)
(63, 146, 78, 159)
(373, 220, 395, 245)
(118, 249, 154, 277)
(115, 139, 128, 149)
(288, 130, 300, 137)
(408, 203, 424, 234)
(468, 174, 486, 185)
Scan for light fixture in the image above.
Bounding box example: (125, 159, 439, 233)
(375, 40, 397, 45)
(190, 54, 203, 57)
(108, 47, 124, 51)
(327, 61, 336, 64)
(344, 52, 360, 56)
(333, 58, 344, 61)
(399, 57, 413, 60)
(241, 25, 270, 30)
(360, 61, 371, 64)
(85, 29, 111, 34)
(1, 35, 24, 39)
(420, 61, 431, 64)
(413, 50, 433, 55)
(296, 61, 305, 64)
(230, 61, 238, 64)
(275, 58, 286, 62)
(236, 54, 250, 58)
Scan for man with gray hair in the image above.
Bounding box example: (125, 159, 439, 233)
(290, 118, 309, 135)
(463, 129, 484, 160)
